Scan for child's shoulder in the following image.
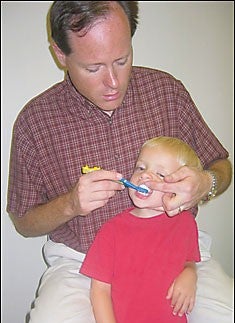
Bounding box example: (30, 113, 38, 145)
(178, 210, 197, 228)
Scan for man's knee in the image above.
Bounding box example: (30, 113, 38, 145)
(188, 259, 234, 323)
(28, 262, 95, 323)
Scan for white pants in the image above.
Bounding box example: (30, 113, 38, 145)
(29, 231, 233, 323)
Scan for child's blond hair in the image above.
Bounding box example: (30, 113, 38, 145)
(142, 136, 203, 170)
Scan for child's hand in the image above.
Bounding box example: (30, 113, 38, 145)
(166, 264, 197, 317)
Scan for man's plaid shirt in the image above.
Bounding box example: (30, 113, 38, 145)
(7, 67, 229, 253)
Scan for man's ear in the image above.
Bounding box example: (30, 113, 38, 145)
(51, 41, 67, 67)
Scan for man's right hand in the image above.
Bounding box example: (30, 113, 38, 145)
(9, 170, 123, 237)
(70, 169, 124, 216)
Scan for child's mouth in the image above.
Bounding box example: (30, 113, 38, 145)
(138, 184, 151, 196)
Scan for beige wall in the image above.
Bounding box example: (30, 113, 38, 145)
(2, 2, 233, 322)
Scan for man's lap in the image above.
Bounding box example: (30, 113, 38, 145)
(29, 259, 95, 323)
(188, 258, 233, 323)
(28, 233, 234, 322)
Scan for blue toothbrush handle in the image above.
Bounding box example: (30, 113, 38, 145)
(119, 178, 148, 193)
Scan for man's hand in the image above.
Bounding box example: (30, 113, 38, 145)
(9, 169, 123, 237)
(70, 169, 124, 216)
(146, 166, 210, 216)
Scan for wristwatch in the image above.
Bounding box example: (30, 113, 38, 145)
(202, 170, 218, 202)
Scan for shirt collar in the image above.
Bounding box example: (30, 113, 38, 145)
(64, 71, 134, 119)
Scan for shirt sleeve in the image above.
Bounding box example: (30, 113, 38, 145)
(7, 112, 47, 217)
(175, 79, 229, 168)
(80, 222, 115, 283)
(184, 212, 201, 262)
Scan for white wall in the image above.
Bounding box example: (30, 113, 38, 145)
(2, 1, 233, 322)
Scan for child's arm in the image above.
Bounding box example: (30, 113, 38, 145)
(90, 278, 116, 323)
(166, 261, 197, 317)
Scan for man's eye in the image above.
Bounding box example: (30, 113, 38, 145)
(116, 58, 127, 66)
(86, 66, 100, 73)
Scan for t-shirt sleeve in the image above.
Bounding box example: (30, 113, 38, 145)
(80, 222, 115, 283)
(185, 212, 201, 262)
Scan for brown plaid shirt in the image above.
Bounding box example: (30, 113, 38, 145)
(7, 67, 229, 253)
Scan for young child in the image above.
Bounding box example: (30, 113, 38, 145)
(80, 136, 202, 323)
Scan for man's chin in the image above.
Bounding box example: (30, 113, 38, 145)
(98, 103, 120, 113)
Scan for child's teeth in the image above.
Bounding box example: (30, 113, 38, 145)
(139, 184, 150, 194)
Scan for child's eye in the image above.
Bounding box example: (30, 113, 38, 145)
(157, 173, 165, 179)
(134, 166, 145, 172)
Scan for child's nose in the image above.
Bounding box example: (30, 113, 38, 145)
(140, 171, 153, 180)
(140, 171, 162, 182)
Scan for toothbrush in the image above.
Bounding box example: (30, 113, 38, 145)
(119, 178, 149, 194)
(81, 165, 148, 194)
